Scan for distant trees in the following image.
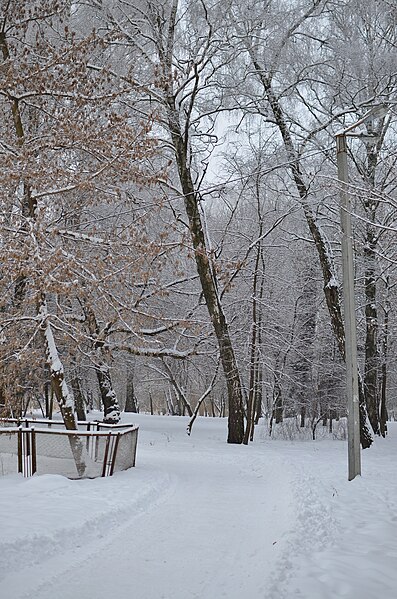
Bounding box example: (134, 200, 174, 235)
(1, 0, 396, 446)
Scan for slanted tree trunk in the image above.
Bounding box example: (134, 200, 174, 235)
(186, 362, 219, 436)
(39, 296, 87, 477)
(161, 3, 244, 442)
(166, 107, 245, 441)
(245, 47, 372, 448)
(44, 374, 53, 420)
(165, 388, 176, 415)
(159, 360, 193, 417)
(82, 302, 120, 424)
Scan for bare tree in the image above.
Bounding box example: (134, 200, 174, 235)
(95, 0, 246, 442)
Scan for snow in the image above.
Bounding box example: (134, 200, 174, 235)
(0, 413, 396, 599)
(39, 301, 63, 374)
(103, 409, 120, 422)
(326, 274, 338, 289)
(39, 301, 74, 409)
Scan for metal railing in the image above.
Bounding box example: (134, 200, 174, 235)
(0, 419, 138, 479)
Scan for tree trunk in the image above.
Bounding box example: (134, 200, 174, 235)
(363, 142, 381, 436)
(246, 54, 372, 448)
(125, 370, 139, 413)
(364, 235, 380, 435)
(244, 244, 261, 444)
(165, 102, 244, 443)
(44, 376, 53, 420)
(71, 374, 87, 422)
(39, 296, 87, 477)
(159, 360, 193, 417)
(380, 295, 389, 437)
(82, 302, 120, 424)
(254, 288, 264, 427)
(154, 0, 244, 443)
(272, 373, 283, 425)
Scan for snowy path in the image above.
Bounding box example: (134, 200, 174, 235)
(0, 416, 294, 599)
(1, 414, 397, 599)
(25, 451, 290, 599)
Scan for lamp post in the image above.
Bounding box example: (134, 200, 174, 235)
(335, 105, 387, 481)
(336, 131, 361, 481)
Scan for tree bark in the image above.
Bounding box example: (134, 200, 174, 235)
(71, 373, 87, 422)
(363, 142, 381, 435)
(363, 229, 380, 435)
(246, 53, 372, 448)
(244, 243, 261, 444)
(172, 135, 245, 441)
(164, 78, 244, 442)
(379, 292, 389, 437)
(39, 296, 87, 477)
(82, 302, 120, 424)
(125, 369, 139, 413)
(254, 280, 264, 427)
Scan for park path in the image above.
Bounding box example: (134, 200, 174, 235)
(2, 415, 295, 599)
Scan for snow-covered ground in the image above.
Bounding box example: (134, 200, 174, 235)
(0, 413, 396, 599)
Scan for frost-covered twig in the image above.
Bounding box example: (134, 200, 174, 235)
(187, 359, 220, 436)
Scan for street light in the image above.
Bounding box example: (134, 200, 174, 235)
(335, 105, 387, 481)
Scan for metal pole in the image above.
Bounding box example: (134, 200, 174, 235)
(336, 133, 361, 481)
